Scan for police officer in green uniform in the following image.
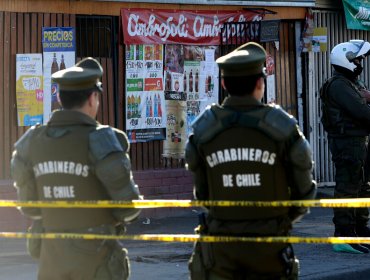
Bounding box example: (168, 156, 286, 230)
(11, 57, 141, 279)
(320, 40, 370, 254)
(185, 42, 316, 280)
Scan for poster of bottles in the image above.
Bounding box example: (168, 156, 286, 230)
(42, 27, 76, 123)
(15, 54, 43, 126)
(125, 44, 166, 143)
(163, 45, 219, 156)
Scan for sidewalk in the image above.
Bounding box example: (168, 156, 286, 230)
(2, 187, 370, 279)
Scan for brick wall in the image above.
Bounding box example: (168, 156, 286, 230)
(0, 168, 195, 231)
(133, 168, 195, 219)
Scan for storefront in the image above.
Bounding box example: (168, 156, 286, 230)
(0, 0, 311, 229)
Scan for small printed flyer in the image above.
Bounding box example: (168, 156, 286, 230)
(16, 53, 43, 126)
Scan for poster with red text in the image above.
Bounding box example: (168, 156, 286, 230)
(125, 44, 166, 143)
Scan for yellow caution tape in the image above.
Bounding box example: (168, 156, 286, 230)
(1, 232, 370, 244)
(1, 198, 370, 208)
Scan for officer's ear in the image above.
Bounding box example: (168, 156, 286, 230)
(256, 76, 265, 90)
(221, 78, 227, 90)
(87, 91, 98, 107)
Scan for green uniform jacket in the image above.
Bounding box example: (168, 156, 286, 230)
(11, 110, 141, 231)
(185, 95, 316, 235)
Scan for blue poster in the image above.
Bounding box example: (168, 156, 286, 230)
(42, 27, 76, 123)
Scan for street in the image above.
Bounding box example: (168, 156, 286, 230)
(2, 206, 370, 279)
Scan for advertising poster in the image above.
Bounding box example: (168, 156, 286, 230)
(311, 27, 328, 52)
(301, 10, 314, 53)
(266, 54, 276, 104)
(163, 92, 187, 158)
(163, 44, 219, 156)
(16, 54, 43, 126)
(42, 27, 76, 123)
(125, 44, 166, 143)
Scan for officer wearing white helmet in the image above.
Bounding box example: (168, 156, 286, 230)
(320, 40, 370, 254)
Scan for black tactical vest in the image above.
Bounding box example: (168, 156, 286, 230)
(320, 76, 368, 136)
(29, 125, 115, 230)
(194, 105, 290, 221)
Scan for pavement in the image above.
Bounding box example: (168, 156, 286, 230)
(1, 187, 370, 279)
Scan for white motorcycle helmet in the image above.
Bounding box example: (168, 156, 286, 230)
(330, 40, 370, 75)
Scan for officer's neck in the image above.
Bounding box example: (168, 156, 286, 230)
(74, 96, 99, 120)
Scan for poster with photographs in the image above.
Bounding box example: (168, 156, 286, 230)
(125, 44, 166, 143)
(164, 44, 219, 151)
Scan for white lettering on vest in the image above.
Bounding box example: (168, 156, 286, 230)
(43, 186, 52, 198)
(222, 174, 261, 188)
(52, 186, 75, 198)
(33, 161, 89, 178)
(223, 174, 233, 187)
(236, 173, 261, 187)
(206, 148, 276, 168)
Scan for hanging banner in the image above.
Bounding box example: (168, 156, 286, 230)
(125, 44, 166, 143)
(121, 8, 263, 45)
(343, 0, 370, 30)
(42, 27, 76, 123)
(16, 54, 43, 126)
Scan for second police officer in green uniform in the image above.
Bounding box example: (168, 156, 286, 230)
(11, 57, 141, 280)
(185, 42, 317, 280)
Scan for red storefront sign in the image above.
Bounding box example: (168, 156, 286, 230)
(121, 8, 263, 45)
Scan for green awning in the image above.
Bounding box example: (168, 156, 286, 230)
(343, 0, 370, 30)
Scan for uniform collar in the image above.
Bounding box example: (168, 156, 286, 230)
(222, 95, 263, 107)
(333, 70, 357, 83)
(47, 110, 98, 127)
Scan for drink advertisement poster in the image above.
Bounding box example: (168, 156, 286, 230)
(16, 54, 43, 126)
(164, 44, 219, 147)
(125, 44, 166, 143)
(42, 27, 76, 123)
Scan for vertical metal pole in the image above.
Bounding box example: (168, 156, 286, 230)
(295, 21, 304, 133)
